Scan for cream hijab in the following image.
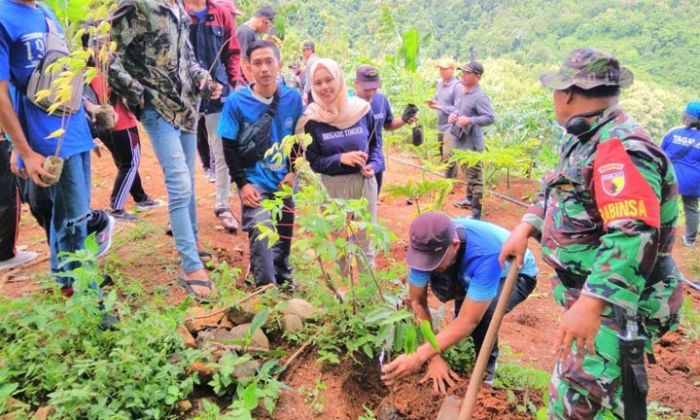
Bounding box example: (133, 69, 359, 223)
(295, 58, 370, 134)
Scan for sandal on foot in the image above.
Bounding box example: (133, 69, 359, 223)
(198, 250, 215, 265)
(177, 273, 212, 303)
(215, 209, 239, 234)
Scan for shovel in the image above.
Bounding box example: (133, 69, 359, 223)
(438, 262, 520, 420)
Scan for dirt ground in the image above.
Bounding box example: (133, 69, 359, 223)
(2, 137, 699, 419)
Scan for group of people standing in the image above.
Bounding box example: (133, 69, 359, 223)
(1, 0, 699, 418)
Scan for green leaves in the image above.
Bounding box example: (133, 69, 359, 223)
(399, 28, 420, 73)
(419, 320, 440, 352)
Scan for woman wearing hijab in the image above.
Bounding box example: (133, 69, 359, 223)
(297, 58, 382, 272)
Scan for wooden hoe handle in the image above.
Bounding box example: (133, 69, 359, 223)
(458, 263, 520, 420)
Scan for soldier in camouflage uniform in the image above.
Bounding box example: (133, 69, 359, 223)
(109, 0, 222, 302)
(499, 48, 683, 419)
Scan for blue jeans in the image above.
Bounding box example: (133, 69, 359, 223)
(141, 106, 202, 273)
(45, 151, 91, 285)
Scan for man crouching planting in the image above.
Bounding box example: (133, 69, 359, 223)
(381, 212, 538, 393)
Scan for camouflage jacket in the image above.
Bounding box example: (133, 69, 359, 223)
(523, 105, 680, 318)
(108, 0, 208, 132)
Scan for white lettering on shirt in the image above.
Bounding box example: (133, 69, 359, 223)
(672, 135, 699, 148)
(321, 126, 365, 141)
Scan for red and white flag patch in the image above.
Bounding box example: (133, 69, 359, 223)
(593, 138, 660, 228)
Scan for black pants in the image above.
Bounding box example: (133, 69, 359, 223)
(241, 185, 294, 286)
(100, 126, 148, 210)
(454, 274, 537, 373)
(0, 141, 20, 261)
(196, 116, 212, 171)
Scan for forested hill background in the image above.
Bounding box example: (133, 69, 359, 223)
(239, 0, 697, 91)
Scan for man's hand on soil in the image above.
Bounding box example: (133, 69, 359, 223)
(554, 294, 606, 361)
(420, 355, 460, 394)
(381, 353, 423, 385)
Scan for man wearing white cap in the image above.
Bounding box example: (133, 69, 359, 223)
(427, 58, 463, 177)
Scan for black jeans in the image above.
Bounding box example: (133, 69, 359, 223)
(241, 185, 294, 286)
(0, 141, 20, 261)
(101, 126, 148, 210)
(454, 274, 538, 373)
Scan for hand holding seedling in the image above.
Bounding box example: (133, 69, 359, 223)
(381, 352, 423, 385)
(340, 151, 367, 167)
(24, 151, 54, 187)
(240, 184, 262, 208)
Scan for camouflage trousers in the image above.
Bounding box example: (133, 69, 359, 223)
(547, 274, 683, 419)
(462, 161, 483, 218)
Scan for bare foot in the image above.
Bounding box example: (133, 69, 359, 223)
(184, 268, 214, 299)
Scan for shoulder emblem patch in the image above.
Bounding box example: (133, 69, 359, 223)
(598, 163, 625, 196)
(593, 138, 660, 228)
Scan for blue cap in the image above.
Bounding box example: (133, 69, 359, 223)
(685, 101, 700, 119)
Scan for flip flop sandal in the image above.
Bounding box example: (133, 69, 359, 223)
(216, 209, 239, 234)
(198, 250, 215, 265)
(177, 273, 213, 304)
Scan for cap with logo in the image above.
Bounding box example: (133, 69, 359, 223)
(457, 61, 484, 75)
(436, 58, 456, 69)
(355, 65, 382, 90)
(540, 48, 634, 90)
(406, 212, 457, 271)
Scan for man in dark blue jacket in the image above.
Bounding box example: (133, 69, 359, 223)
(186, 0, 242, 234)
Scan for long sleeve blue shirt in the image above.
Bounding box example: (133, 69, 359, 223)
(304, 112, 382, 175)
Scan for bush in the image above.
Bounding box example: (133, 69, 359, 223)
(0, 292, 201, 418)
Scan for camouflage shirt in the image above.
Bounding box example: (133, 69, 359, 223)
(109, 0, 208, 132)
(523, 105, 680, 318)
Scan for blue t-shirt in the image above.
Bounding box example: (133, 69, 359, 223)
(370, 93, 393, 174)
(408, 218, 538, 302)
(660, 126, 700, 197)
(192, 7, 208, 21)
(0, 0, 94, 158)
(218, 84, 303, 194)
(304, 112, 382, 176)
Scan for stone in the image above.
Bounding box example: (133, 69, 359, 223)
(280, 298, 319, 320)
(177, 326, 196, 349)
(226, 297, 260, 325)
(177, 400, 193, 412)
(198, 324, 270, 350)
(34, 406, 54, 420)
(219, 316, 235, 329)
(184, 308, 225, 333)
(234, 359, 261, 381)
(282, 314, 304, 333)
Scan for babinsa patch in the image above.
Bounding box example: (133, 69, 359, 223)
(593, 138, 660, 228)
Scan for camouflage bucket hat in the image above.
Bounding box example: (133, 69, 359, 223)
(540, 48, 634, 90)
